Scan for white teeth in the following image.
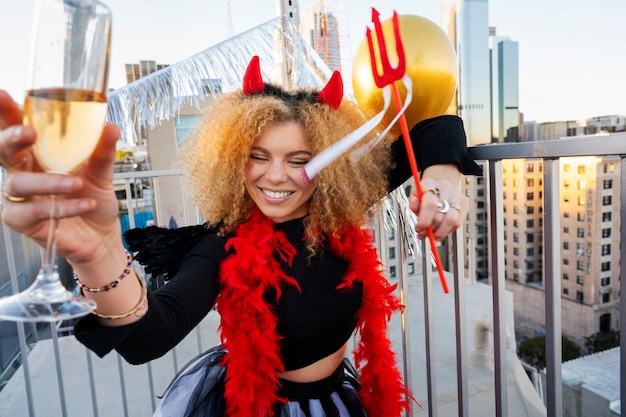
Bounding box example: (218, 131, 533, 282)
(262, 189, 292, 199)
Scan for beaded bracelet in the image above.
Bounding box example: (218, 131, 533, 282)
(92, 274, 148, 320)
(73, 251, 133, 293)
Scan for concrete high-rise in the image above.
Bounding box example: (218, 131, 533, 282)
(441, 0, 491, 146)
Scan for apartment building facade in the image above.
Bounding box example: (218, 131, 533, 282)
(499, 156, 621, 346)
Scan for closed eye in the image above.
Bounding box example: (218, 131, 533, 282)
(249, 154, 269, 162)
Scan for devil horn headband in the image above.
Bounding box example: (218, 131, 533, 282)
(242, 55, 343, 110)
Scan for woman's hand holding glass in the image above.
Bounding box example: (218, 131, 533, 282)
(1, 91, 121, 260)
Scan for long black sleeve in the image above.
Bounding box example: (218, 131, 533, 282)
(387, 115, 482, 190)
(74, 234, 225, 364)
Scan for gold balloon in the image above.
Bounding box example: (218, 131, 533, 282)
(352, 14, 458, 129)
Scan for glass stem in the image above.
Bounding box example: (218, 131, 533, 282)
(40, 194, 60, 282)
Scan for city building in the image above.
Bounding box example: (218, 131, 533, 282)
(500, 154, 621, 347)
(299, 1, 342, 72)
(553, 346, 620, 416)
(125, 60, 169, 84)
(490, 29, 520, 143)
(441, 0, 492, 147)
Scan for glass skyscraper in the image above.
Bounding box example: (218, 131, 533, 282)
(491, 35, 520, 142)
(442, 0, 491, 146)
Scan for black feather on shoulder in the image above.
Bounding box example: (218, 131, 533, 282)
(124, 223, 213, 280)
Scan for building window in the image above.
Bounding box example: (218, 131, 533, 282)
(526, 234, 534, 243)
(603, 196, 612, 206)
(578, 196, 586, 206)
(563, 273, 569, 280)
(513, 260, 519, 269)
(601, 277, 611, 286)
(563, 242, 569, 250)
(576, 242, 584, 255)
(389, 265, 396, 278)
(387, 228, 395, 240)
(576, 275, 584, 284)
(602, 212, 612, 222)
(527, 178, 534, 187)
(527, 248, 534, 256)
(602, 244, 611, 256)
(577, 165, 586, 174)
(602, 228, 611, 238)
(576, 291, 584, 302)
(563, 288, 569, 295)
(578, 180, 586, 190)
(601, 262, 611, 271)
(603, 179, 613, 189)
(527, 206, 534, 214)
(477, 189, 485, 197)
(513, 206, 519, 214)
(564, 227, 569, 233)
(577, 228, 584, 238)
(563, 180, 570, 188)
(388, 247, 396, 259)
(602, 293, 610, 303)
(513, 247, 519, 256)
(563, 163, 570, 172)
(563, 258, 569, 265)
(527, 219, 534, 228)
(527, 192, 534, 200)
(527, 163, 534, 173)
(408, 263, 415, 275)
(577, 212, 585, 222)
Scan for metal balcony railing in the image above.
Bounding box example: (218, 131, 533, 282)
(0, 133, 624, 417)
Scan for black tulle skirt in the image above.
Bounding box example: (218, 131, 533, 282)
(153, 346, 367, 417)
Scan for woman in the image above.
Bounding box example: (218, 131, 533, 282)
(0, 56, 481, 416)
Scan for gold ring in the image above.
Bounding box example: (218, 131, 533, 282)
(424, 188, 440, 197)
(1, 187, 25, 202)
(450, 202, 462, 212)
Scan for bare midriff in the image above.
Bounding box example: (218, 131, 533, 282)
(278, 341, 349, 383)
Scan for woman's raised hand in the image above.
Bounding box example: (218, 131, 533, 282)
(0, 90, 122, 264)
(409, 163, 468, 241)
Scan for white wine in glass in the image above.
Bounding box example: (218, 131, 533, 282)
(0, 0, 112, 321)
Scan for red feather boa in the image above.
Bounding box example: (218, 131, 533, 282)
(217, 208, 411, 416)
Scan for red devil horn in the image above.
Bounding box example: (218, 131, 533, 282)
(242, 55, 265, 95)
(317, 70, 343, 110)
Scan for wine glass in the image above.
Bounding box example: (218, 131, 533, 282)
(0, 0, 112, 321)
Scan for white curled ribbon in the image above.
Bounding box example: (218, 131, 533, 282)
(301, 75, 413, 181)
(350, 75, 413, 162)
(301, 85, 391, 181)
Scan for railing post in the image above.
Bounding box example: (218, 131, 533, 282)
(452, 230, 469, 417)
(543, 158, 562, 417)
(422, 239, 437, 416)
(487, 159, 508, 417)
(619, 157, 626, 412)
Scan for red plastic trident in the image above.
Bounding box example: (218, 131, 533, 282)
(367, 8, 449, 293)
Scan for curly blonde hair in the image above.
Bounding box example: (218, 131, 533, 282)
(178, 83, 392, 250)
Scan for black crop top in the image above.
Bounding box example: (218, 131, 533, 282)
(73, 115, 482, 369)
(74, 217, 361, 370)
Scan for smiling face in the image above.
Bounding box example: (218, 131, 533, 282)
(244, 121, 315, 223)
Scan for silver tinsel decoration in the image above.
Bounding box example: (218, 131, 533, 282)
(106, 16, 332, 144)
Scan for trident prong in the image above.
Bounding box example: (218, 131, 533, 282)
(366, 9, 406, 89)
